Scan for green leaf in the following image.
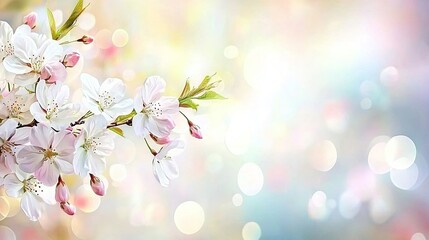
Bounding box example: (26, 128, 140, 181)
(195, 91, 226, 100)
(179, 80, 191, 99)
(46, 8, 57, 39)
(109, 127, 125, 137)
(179, 99, 199, 110)
(56, 0, 89, 40)
(115, 109, 136, 123)
(198, 75, 212, 90)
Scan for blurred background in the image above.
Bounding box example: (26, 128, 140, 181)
(1, 0, 429, 239)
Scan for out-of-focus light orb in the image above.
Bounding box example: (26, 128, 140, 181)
(360, 98, 372, 110)
(174, 201, 205, 235)
(0, 226, 15, 240)
(0, 196, 10, 221)
(74, 185, 101, 213)
(310, 140, 337, 172)
(308, 191, 329, 220)
(232, 193, 243, 207)
(237, 163, 264, 196)
(243, 46, 288, 90)
(112, 29, 129, 48)
(385, 135, 416, 170)
(412, 233, 427, 240)
(380, 66, 399, 85)
(390, 163, 419, 190)
(110, 164, 127, 182)
(369, 196, 394, 224)
(5, 197, 19, 217)
(122, 69, 136, 82)
(368, 142, 390, 174)
(339, 191, 361, 219)
(242, 222, 262, 240)
(224, 45, 239, 59)
(78, 12, 96, 31)
(95, 29, 112, 49)
(225, 110, 253, 155)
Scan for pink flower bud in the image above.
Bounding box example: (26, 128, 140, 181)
(63, 52, 80, 67)
(23, 12, 37, 29)
(78, 35, 93, 44)
(189, 122, 203, 139)
(55, 180, 70, 203)
(60, 202, 76, 215)
(90, 174, 106, 196)
(40, 62, 67, 83)
(150, 133, 171, 145)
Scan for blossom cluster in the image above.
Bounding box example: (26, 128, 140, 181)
(0, 1, 223, 221)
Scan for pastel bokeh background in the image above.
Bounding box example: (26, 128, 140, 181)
(1, 0, 429, 239)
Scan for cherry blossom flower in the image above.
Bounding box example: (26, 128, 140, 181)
(152, 139, 184, 187)
(30, 80, 80, 130)
(3, 30, 65, 86)
(63, 52, 80, 67)
(3, 170, 51, 221)
(188, 121, 203, 139)
(73, 116, 114, 176)
(133, 76, 179, 138)
(23, 12, 37, 29)
(16, 124, 75, 186)
(81, 73, 133, 122)
(0, 119, 30, 177)
(0, 90, 35, 124)
(89, 173, 106, 196)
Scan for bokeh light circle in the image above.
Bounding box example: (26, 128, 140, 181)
(411, 233, 427, 240)
(0, 226, 16, 240)
(385, 135, 416, 170)
(232, 193, 243, 207)
(237, 163, 264, 196)
(310, 140, 337, 172)
(112, 29, 129, 47)
(74, 185, 101, 213)
(368, 142, 390, 174)
(224, 45, 239, 59)
(390, 163, 419, 190)
(0, 196, 10, 221)
(242, 222, 262, 240)
(174, 201, 205, 235)
(110, 164, 127, 182)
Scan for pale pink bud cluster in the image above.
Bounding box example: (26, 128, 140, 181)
(55, 176, 76, 216)
(23, 12, 37, 29)
(90, 174, 106, 196)
(188, 121, 203, 139)
(63, 52, 80, 67)
(78, 35, 94, 44)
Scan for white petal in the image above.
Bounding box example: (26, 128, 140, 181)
(35, 80, 48, 109)
(30, 124, 54, 149)
(52, 130, 75, 156)
(3, 55, 31, 74)
(132, 113, 149, 137)
(142, 76, 165, 103)
(146, 116, 175, 138)
(30, 102, 50, 126)
(153, 161, 169, 187)
(42, 40, 62, 61)
(157, 96, 179, 115)
(34, 161, 59, 186)
(81, 73, 100, 101)
(0, 21, 13, 43)
(73, 148, 89, 177)
(104, 98, 133, 119)
(133, 86, 143, 113)
(3, 174, 24, 197)
(0, 118, 18, 140)
(16, 146, 44, 173)
(21, 192, 43, 221)
(100, 78, 126, 101)
(160, 158, 179, 179)
(55, 158, 73, 174)
(87, 152, 106, 175)
(10, 127, 31, 144)
(13, 35, 36, 63)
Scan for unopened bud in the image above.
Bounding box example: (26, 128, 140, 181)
(60, 202, 76, 215)
(90, 174, 106, 196)
(63, 52, 80, 67)
(150, 133, 171, 145)
(23, 12, 37, 29)
(40, 62, 67, 83)
(78, 35, 93, 44)
(188, 121, 203, 139)
(55, 178, 70, 203)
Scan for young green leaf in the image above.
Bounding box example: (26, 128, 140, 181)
(56, 0, 89, 40)
(179, 99, 199, 110)
(115, 110, 137, 123)
(109, 127, 125, 137)
(46, 8, 57, 39)
(195, 91, 226, 100)
(179, 80, 191, 99)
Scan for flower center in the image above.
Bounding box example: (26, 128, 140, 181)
(43, 148, 58, 162)
(83, 137, 101, 152)
(0, 141, 15, 155)
(23, 177, 43, 196)
(4, 97, 25, 118)
(46, 101, 59, 120)
(29, 54, 45, 72)
(142, 102, 162, 117)
(98, 90, 115, 110)
(0, 41, 14, 60)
